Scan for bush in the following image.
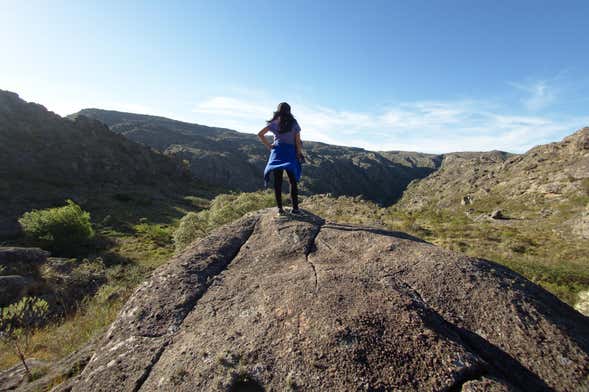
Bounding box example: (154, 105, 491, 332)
(174, 212, 209, 252)
(174, 191, 275, 252)
(0, 297, 49, 379)
(18, 200, 95, 254)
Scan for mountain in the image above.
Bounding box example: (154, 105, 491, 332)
(398, 128, 589, 236)
(0, 90, 211, 237)
(70, 109, 441, 205)
(23, 209, 588, 391)
(399, 129, 588, 209)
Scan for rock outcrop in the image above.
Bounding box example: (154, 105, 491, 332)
(58, 209, 587, 391)
(0, 247, 106, 314)
(0, 247, 49, 275)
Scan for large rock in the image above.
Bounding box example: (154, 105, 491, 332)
(61, 209, 587, 391)
(0, 275, 33, 306)
(0, 247, 49, 275)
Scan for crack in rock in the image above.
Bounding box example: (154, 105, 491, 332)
(304, 221, 323, 295)
(133, 217, 261, 391)
(131, 341, 168, 392)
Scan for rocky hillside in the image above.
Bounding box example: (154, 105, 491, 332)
(17, 209, 587, 391)
(0, 90, 212, 237)
(398, 128, 589, 218)
(71, 109, 441, 205)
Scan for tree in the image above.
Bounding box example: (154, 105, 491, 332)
(0, 297, 49, 379)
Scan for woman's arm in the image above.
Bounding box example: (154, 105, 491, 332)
(295, 132, 303, 158)
(257, 126, 273, 150)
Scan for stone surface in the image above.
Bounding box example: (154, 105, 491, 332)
(490, 209, 504, 219)
(0, 275, 33, 306)
(0, 249, 106, 314)
(0, 359, 49, 390)
(0, 247, 49, 275)
(55, 209, 588, 391)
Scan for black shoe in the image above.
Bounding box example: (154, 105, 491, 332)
(290, 208, 301, 215)
(276, 208, 287, 217)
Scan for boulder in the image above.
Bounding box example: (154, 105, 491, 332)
(0, 359, 48, 391)
(52, 209, 587, 391)
(461, 195, 473, 205)
(0, 247, 49, 275)
(490, 209, 504, 219)
(0, 275, 33, 306)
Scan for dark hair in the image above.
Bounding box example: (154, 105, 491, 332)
(267, 102, 297, 134)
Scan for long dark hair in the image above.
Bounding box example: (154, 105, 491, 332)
(267, 102, 297, 134)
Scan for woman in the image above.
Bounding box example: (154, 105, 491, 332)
(258, 102, 304, 216)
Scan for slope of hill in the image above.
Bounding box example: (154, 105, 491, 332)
(398, 128, 589, 233)
(399, 129, 589, 213)
(71, 109, 441, 205)
(0, 90, 216, 237)
(391, 128, 589, 306)
(13, 209, 588, 391)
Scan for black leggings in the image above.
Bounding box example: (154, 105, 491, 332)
(273, 169, 298, 210)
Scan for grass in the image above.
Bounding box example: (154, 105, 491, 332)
(0, 293, 123, 370)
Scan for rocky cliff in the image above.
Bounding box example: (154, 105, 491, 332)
(42, 209, 588, 391)
(71, 109, 441, 205)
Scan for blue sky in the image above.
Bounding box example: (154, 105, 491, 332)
(2, 0, 588, 153)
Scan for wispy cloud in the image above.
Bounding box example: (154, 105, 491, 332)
(510, 79, 556, 111)
(193, 94, 589, 153)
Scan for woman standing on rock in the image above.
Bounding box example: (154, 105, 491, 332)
(258, 102, 305, 216)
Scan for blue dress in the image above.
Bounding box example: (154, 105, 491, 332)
(263, 142, 302, 188)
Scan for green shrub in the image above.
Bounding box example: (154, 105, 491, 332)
(174, 212, 209, 252)
(18, 200, 94, 254)
(174, 191, 275, 252)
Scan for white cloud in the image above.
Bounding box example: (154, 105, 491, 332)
(192, 94, 589, 154)
(510, 80, 556, 111)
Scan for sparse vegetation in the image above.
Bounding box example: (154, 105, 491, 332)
(3, 188, 586, 375)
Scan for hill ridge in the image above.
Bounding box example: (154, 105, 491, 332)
(71, 108, 442, 205)
(0, 89, 209, 237)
